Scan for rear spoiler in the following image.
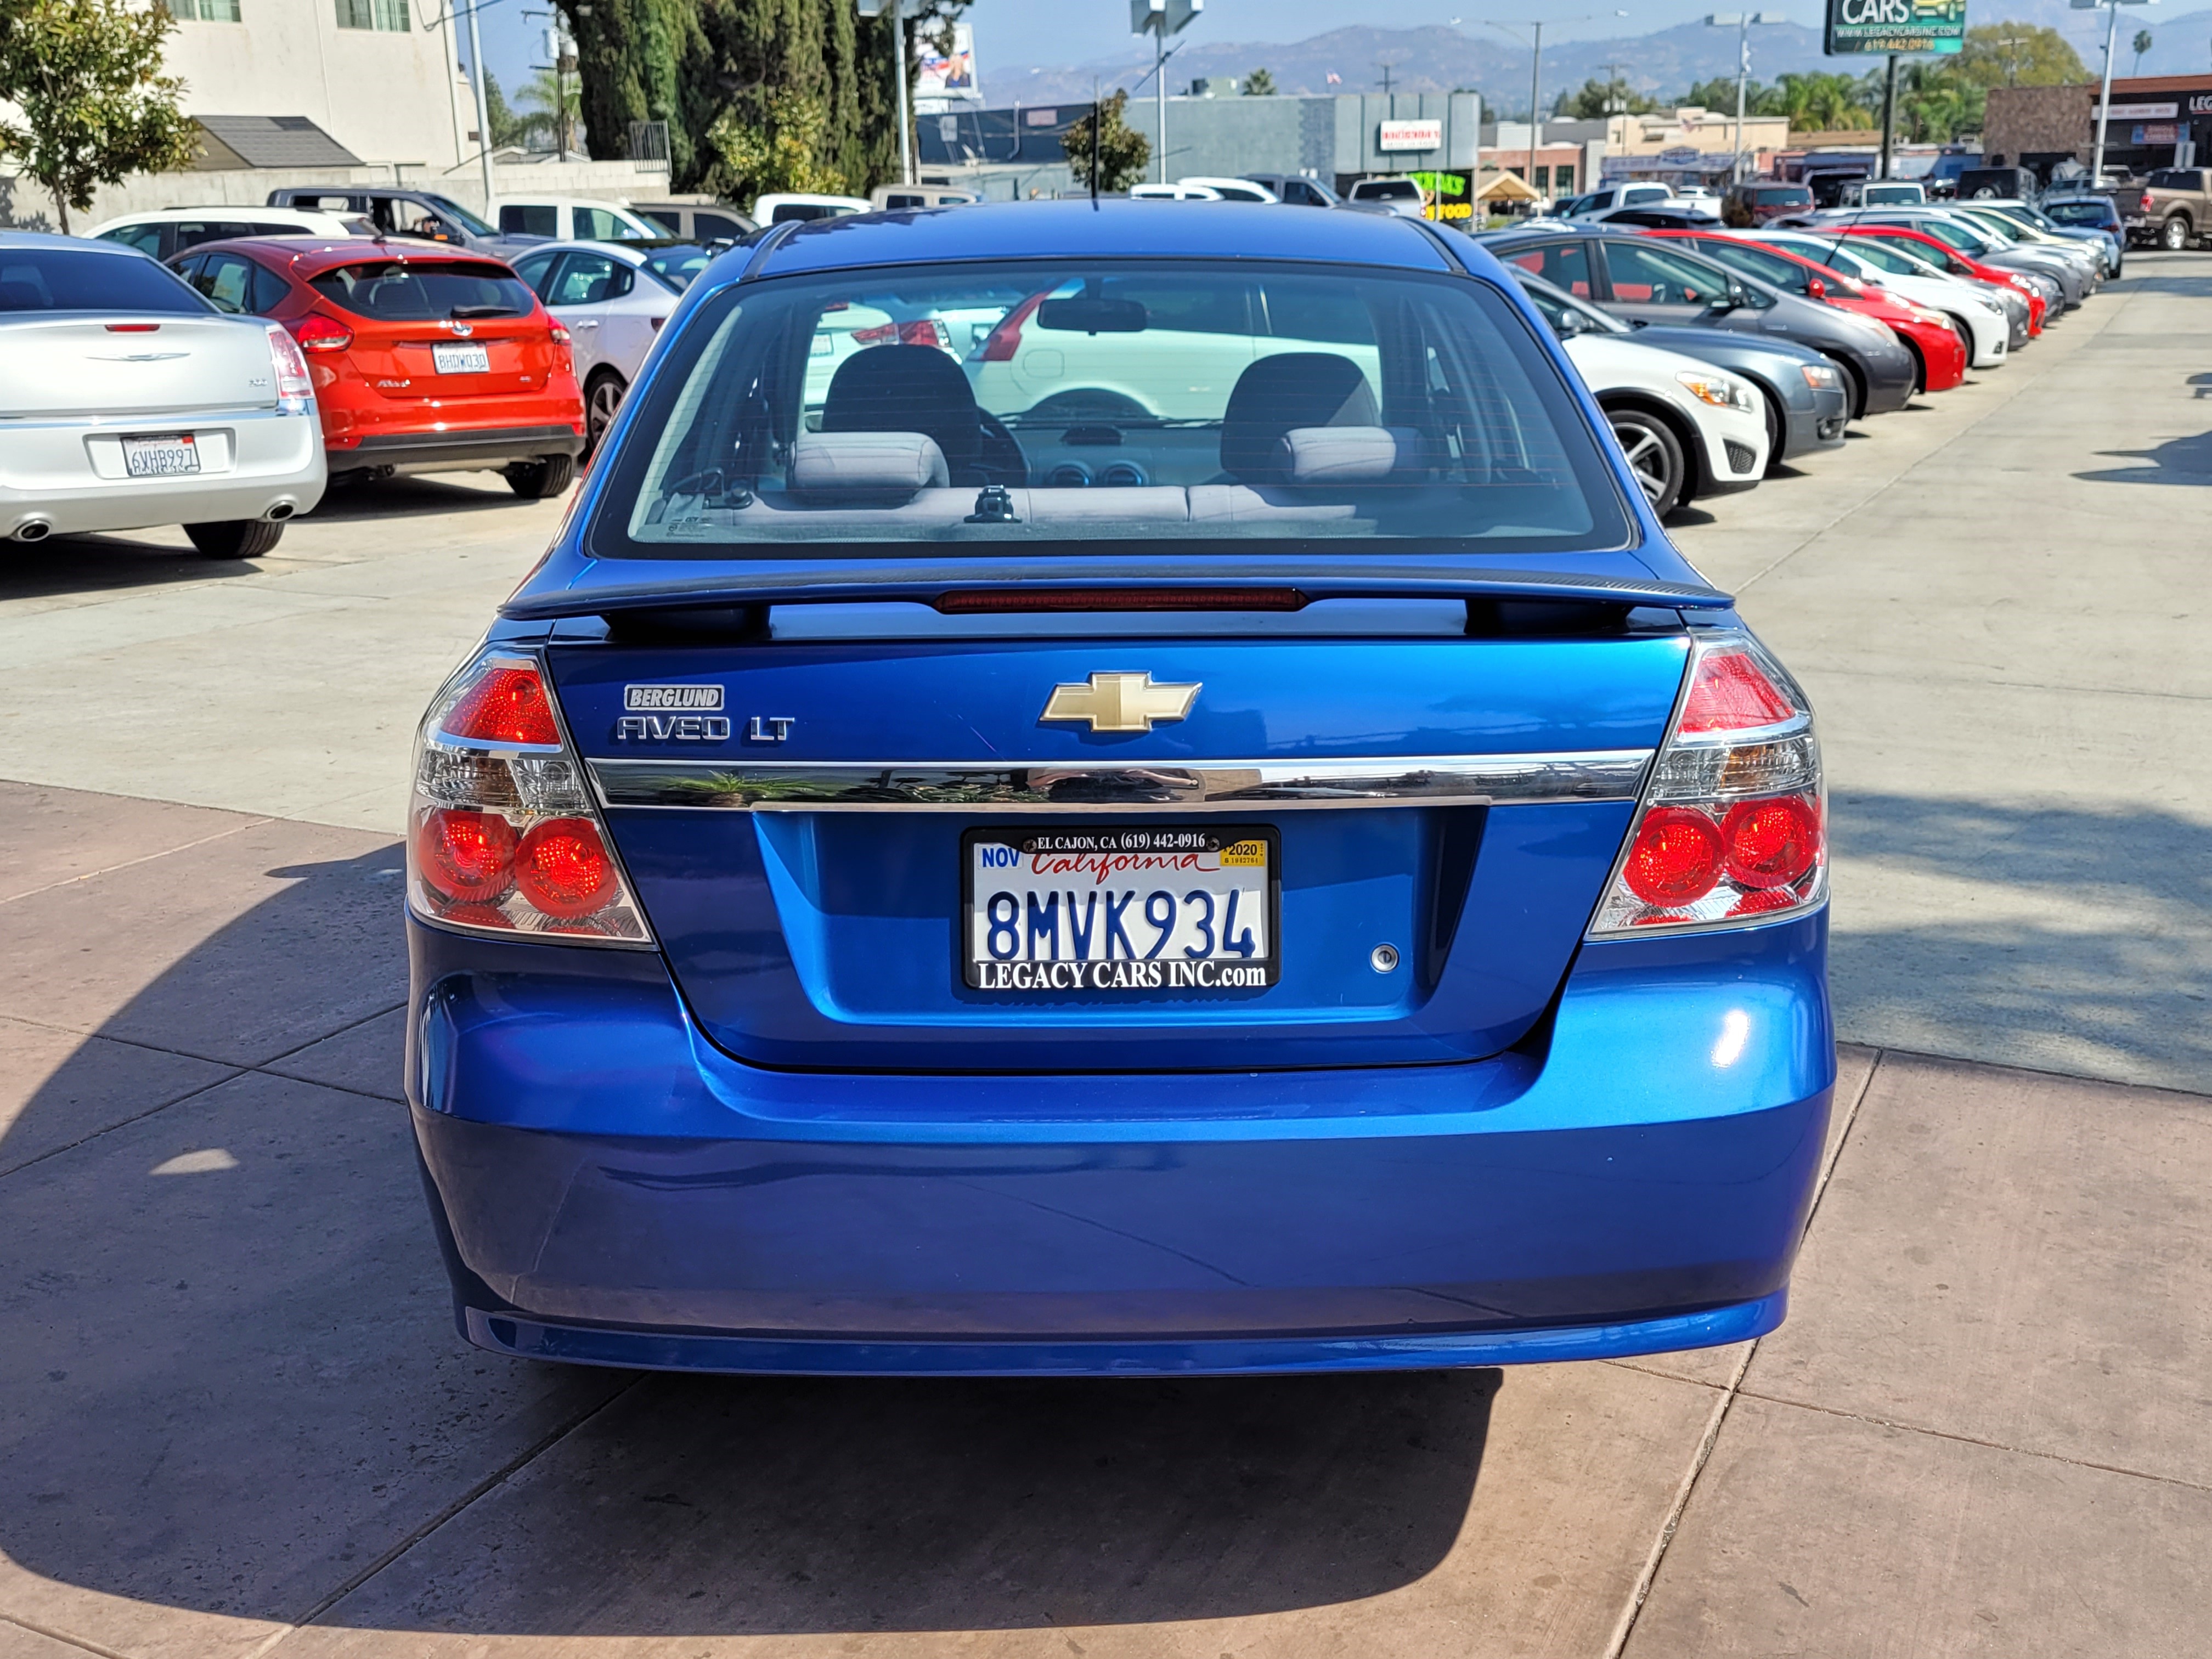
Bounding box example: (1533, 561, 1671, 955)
(501, 559, 1734, 623)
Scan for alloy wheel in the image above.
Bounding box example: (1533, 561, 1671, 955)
(587, 376, 627, 455)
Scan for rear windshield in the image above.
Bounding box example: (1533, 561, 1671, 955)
(1355, 180, 1422, 200)
(643, 245, 716, 291)
(0, 249, 210, 314)
(308, 261, 535, 320)
(416, 193, 495, 235)
(592, 258, 1627, 558)
(2043, 198, 2114, 225)
(2147, 170, 2202, 190)
(1751, 187, 1813, 204)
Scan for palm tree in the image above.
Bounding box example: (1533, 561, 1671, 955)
(2132, 29, 2153, 76)
(514, 68, 581, 155)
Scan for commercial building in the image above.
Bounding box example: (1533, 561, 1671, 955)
(1986, 77, 2211, 178)
(1596, 106, 1792, 189)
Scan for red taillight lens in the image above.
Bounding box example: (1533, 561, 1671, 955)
(266, 323, 313, 399)
(291, 313, 353, 354)
(1722, 795, 1821, 889)
(1679, 650, 1796, 733)
(977, 289, 1050, 362)
(105, 323, 160, 333)
(416, 809, 517, 903)
(514, 818, 619, 919)
(1623, 808, 1725, 906)
(442, 665, 560, 746)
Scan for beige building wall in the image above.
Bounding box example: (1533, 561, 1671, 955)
(161, 0, 470, 171)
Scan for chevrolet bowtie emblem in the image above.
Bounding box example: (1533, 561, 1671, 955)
(1040, 672, 1200, 733)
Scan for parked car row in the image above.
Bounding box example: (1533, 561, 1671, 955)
(1470, 201, 2112, 517)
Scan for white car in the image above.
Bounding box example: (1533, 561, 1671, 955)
(86, 204, 374, 262)
(870, 184, 980, 210)
(1346, 178, 1426, 218)
(1561, 182, 1675, 218)
(0, 233, 325, 557)
(1752, 229, 2012, 369)
(512, 240, 718, 453)
(1128, 183, 1224, 201)
(1176, 177, 1279, 202)
(753, 193, 870, 225)
(494, 196, 662, 244)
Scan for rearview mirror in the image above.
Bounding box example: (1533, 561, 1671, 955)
(1035, 297, 1148, 334)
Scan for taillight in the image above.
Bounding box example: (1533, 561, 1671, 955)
(852, 319, 951, 350)
(291, 313, 353, 354)
(1588, 634, 1825, 934)
(407, 651, 651, 943)
(975, 290, 1050, 362)
(549, 322, 574, 375)
(265, 323, 313, 403)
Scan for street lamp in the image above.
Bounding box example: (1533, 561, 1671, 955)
(1705, 13, 1787, 185)
(857, 0, 923, 185)
(1475, 12, 1627, 195)
(1132, 0, 1204, 185)
(2074, 0, 2157, 189)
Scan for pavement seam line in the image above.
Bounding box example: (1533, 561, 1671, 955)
(0, 812, 276, 908)
(1730, 283, 2129, 596)
(0, 1000, 408, 1080)
(249, 1376, 647, 1658)
(1727, 1388, 2212, 1496)
(0, 1065, 249, 1184)
(0, 1607, 140, 1659)
(1600, 1046, 1886, 1655)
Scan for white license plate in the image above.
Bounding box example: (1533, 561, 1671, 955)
(964, 826, 1278, 994)
(433, 343, 491, 375)
(122, 434, 200, 477)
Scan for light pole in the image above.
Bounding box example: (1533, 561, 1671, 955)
(1476, 13, 1626, 194)
(1705, 13, 1786, 184)
(1133, 0, 1204, 185)
(461, 0, 495, 211)
(858, 0, 921, 185)
(2075, 0, 2157, 188)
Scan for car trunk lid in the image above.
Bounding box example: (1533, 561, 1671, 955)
(0, 317, 275, 419)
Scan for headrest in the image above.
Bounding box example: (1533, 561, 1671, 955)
(1220, 352, 1380, 482)
(788, 431, 950, 495)
(1274, 426, 1423, 484)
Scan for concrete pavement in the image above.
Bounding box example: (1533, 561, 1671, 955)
(3, 257, 2209, 1658)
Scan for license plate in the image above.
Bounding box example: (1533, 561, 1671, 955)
(433, 343, 491, 375)
(122, 434, 199, 477)
(964, 825, 1278, 994)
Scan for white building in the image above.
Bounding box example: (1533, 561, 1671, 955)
(159, 0, 476, 172)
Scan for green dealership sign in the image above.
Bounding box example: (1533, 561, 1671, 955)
(1824, 0, 1967, 55)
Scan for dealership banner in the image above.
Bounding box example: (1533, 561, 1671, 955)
(1824, 0, 1967, 57)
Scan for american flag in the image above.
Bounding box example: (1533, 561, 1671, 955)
(1326, 71, 1341, 84)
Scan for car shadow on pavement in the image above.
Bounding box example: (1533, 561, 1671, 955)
(2076, 428, 2212, 485)
(0, 844, 1493, 1640)
(0, 531, 261, 601)
(1827, 791, 2212, 1085)
(304, 473, 553, 524)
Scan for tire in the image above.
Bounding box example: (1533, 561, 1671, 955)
(1830, 355, 1867, 421)
(583, 370, 627, 461)
(2162, 215, 2191, 251)
(1605, 406, 1686, 517)
(503, 453, 578, 499)
(184, 518, 285, 559)
(1945, 315, 1976, 370)
(1759, 385, 1786, 475)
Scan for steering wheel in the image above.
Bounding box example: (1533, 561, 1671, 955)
(975, 411, 1029, 486)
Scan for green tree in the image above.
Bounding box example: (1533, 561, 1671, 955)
(1680, 75, 1782, 117)
(480, 70, 534, 150)
(1242, 65, 1274, 96)
(1062, 89, 1149, 193)
(0, 0, 196, 232)
(1773, 70, 1874, 132)
(1556, 74, 1656, 118)
(1955, 24, 2087, 90)
(2132, 29, 2153, 76)
(1886, 60, 1984, 144)
(515, 67, 582, 152)
(707, 86, 848, 195)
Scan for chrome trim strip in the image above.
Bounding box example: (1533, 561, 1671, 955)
(586, 751, 1655, 812)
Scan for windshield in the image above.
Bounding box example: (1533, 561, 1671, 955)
(309, 261, 535, 320)
(2043, 199, 2113, 227)
(419, 194, 496, 236)
(0, 249, 212, 314)
(642, 244, 715, 291)
(592, 259, 1627, 559)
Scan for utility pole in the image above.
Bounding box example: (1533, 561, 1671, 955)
(1878, 52, 1899, 178)
(1379, 61, 1396, 96)
(858, 0, 918, 185)
(1132, 0, 1203, 185)
(1706, 14, 1786, 184)
(1479, 13, 1627, 187)
(462, 0, 495, 213)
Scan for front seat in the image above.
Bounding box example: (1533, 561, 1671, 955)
(820, 344, 1021, 487)
(1218, 352, 1379, 483)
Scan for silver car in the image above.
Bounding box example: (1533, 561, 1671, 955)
(0, 233, 325, 557)
(510, 240, 715, 455)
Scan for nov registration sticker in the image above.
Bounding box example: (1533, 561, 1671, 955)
(962, 825, 1279, 994)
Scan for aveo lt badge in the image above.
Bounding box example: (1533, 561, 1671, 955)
(1040, 672, 1200, 733)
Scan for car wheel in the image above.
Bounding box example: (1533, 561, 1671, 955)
(2162, 215, 2191, 251)
(584, 371, 627, 460)
(503, 454, 578, 499)
(1760, 388, 1786, 475)
(1605, 407, 1685, 516)
(184, 518, 285, 559)
(1946, 315, 1976, 369)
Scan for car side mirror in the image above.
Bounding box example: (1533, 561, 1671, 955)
(1805, 276, 1827, 299)
(1553, 307, 1588, 337)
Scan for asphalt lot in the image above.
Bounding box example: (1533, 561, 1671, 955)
(3, 253, 2208, 1658)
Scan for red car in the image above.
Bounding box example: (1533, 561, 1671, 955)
(1826, 225, 2047, 337)
(168, 238, 584, 497)
(1641, 229, 1967, 394)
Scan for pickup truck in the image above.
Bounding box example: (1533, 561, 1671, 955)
(2109, 168, 2212, 250)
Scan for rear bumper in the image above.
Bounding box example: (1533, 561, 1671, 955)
(335, 424, 584, 474)
(407, 911, 1835, 1375)
(0, 405, 325, 538)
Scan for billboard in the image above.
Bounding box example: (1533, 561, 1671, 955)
(1378, 120, 1444, 152)
(915, 21, 979, 106)
(1824, 0, 1967, 57)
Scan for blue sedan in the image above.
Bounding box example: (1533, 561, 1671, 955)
(403, 201, 1833, 1376)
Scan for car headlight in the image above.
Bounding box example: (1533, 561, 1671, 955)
(1909, 305, 1949, 326)
(1799, 362, 1841, 390)
(1675, 369, 1754, 413)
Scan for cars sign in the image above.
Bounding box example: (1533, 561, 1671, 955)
(1824, 0, 1967, 57)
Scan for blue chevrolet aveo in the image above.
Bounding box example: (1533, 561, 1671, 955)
(404, 202, 1833, 1376)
